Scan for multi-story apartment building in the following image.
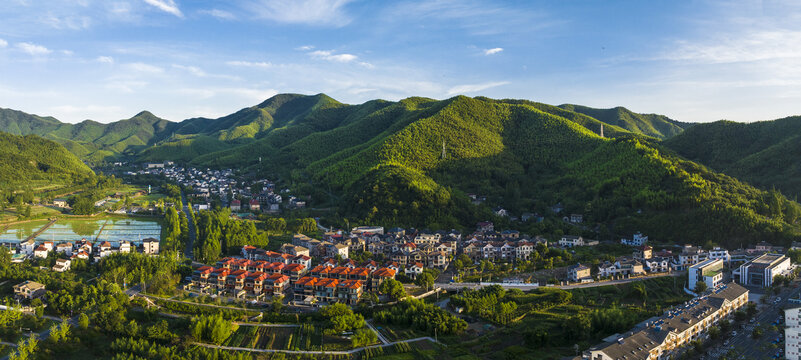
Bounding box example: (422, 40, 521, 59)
(586, 283, 749, 360)
(786, 307, 801, 359)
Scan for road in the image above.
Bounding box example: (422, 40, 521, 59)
(435, 272, 680, 291)
(193, 336, 438, 355)
(709, 281, 800, 360)
(181, 191, 196, 259)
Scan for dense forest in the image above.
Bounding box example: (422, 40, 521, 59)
(0, 132, 94, 185)
(559, 104, 693, 139)
(664, 116, 801, 199)
(4, 95, 801, 247)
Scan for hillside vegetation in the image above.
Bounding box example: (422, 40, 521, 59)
(560, 104, 692, 139)
(3, 95, 801, 247)
(0, 132, 94, 185)
(187, 95, 800, 247)
(664, 116, 801, 199)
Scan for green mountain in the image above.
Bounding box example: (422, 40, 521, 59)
(0, 108, 172, 163)
(185, 95, 799, 247)
(3, 95, 800, 247)
(139, 93, 349, 162)
(559, 104, 692, 139)
(0, 132, 94, 185)
(664, 116, 801, 198)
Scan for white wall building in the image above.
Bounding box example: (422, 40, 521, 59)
(688, 258, 724, 291)
(737, 253, 793, 288)
(708, 247, 731, 264)
(786, 307, 801, 359)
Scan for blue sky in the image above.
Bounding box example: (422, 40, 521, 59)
(1, 0, 800, 123)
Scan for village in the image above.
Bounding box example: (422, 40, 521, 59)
(4, 162, 801, 360)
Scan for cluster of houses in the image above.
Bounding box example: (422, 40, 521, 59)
(188, 246, 399, 306)
(7, 237, 159, 271)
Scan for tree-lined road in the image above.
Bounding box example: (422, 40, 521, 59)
(181, 191, 196, 259)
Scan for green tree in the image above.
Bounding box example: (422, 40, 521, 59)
(414, 272, 435, 291)
(694, 281, 707, 293)
(319, 303, 365, 332)
(78, 313, 89, 329)
(379, 279, 407, 301)
(351, 328, 377, 347)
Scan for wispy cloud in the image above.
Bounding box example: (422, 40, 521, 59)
(226, 60, 274, 68)
(295, 45, 315, 51)
(126, 62, 164, 73)
(484, 47, 503, 55)
(0, 39, 7, 48)
(658, 30, 801, 64)
(247, 0, 354, 27)
(199, 9, 235, 20)
(172, 64, 206, 77)
(16, 42, 51, 55)
(388, 0, 557, 36)
(97, 56, 114, 64)
(143, 0, 183, 17)
(42, 13, 91, 30)
(447, 81, 509, 95)
(310, 50, 357, 63)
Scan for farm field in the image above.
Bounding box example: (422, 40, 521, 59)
(220, 324, 358, 351)
(223, 326, 308, 350)
(0, 216, 161, 246)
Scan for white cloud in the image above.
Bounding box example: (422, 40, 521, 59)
(97, 56, 114, 64)
(484, 47, 503, 55)
(61, 50, 74, 56)
(310, 50, 357, 62)
(295, 45, 315, 51)
(309, 49, 366, 64)
(226, 60, 273, 68)
(447, 81, 509, 95)
(172, 64, 206, 77)
(143, 0, 183, 17)
(199, 9, 235, 20)
(659, 30, 801, 64)
(16, 42, 51, 55)
(248, 0, 354, 27)
(126, 62, 164, 73)
(0, 39, 7, 48)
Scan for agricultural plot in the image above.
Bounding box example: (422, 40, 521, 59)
(0, 217, 161, 246)
(223, 326, 306, 350)
(0, 220, 49, 243)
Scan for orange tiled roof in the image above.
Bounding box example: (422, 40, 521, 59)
(266, 273, 289, 283)
(338, 280, 363, 290)
(285, 264, 306, 272)
(317, 277, 339, 288)
(350, 267, 371, 277)
(296, 276, 318, 286)
(373, 267, 396, 277)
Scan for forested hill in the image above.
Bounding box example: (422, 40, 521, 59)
(664, 116, 801, 199)
(3, 95, 801, 247)
(189, 95, 800, 247)
(0, 108, 173, 164)
(0, 132, 94, 185)
(559, 104, 692, 139)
